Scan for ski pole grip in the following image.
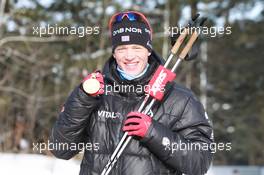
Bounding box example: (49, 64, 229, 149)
(171, 28, 188, 55)
(145, 65, 176, 101)
(179, 30, 199, 59)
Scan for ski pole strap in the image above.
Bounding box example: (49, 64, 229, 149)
(145, 65, 176, 101)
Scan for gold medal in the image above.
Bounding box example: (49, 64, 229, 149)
(83, 76, 101, 94)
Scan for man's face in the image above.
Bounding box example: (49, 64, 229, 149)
(113, 44, 150, 76)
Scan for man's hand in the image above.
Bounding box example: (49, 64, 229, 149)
(122, 112, 152, 138)
(170, 32, 200, 61)
(170, 14, 207, 61)
(82, 71, 104, 96)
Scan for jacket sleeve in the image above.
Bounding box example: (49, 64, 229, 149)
(49, 85, 101, 160)
(140, 95, 213, 175)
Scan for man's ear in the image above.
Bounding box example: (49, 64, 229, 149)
(148, 52, 151, 56)
(113, 53, 116, 59)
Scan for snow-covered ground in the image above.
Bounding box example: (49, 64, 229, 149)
(0, 153, 215, 175)
(1, 153, 263, 175)
(0, 153, 80, 175)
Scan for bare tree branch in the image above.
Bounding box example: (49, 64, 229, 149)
(0, 86, 65, 102)
(0, 86, 29, 98)
(6, 47, 36, 63)
(72, 47, 112, 60)
(0, 70, 9, 85)
(0, 35, 78, 47)
(0, 0, 7, 24)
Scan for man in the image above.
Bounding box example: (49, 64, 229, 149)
(50, 11, 213, 175)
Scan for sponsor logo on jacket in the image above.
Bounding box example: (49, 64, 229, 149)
(97, 110, 153, 119)
(98, 110, 121, 119)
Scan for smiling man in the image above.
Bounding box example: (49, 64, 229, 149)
(50, 11, 213, 175)
(114, 44, 150, 78)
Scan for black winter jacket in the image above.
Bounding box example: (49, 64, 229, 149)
(50, 51, 213, 175)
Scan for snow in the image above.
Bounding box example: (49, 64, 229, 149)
(0, 153, 80, 175)
(0, 153, 215, 175)
(1, 153, 263, 175)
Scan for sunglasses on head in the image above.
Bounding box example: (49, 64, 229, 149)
(109, 11, 152, 38)
(115, 12, 138, 22)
